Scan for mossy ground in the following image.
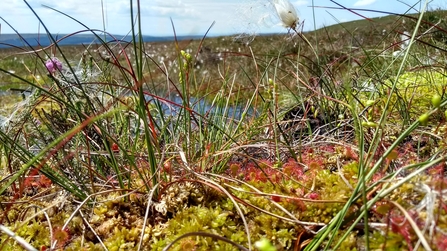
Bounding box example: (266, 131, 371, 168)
(1, 139, 446, 250)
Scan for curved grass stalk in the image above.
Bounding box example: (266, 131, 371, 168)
(178, 150, 253, 250)
(38, 1, 161, 194)
(0, 225, 38, 251)
(78, 209, 109, 250)
(331, 155, 445, 250)
(212, 173, 329, 228)
(137, 182, 160, 251)
(305, 1, 433, 250)
(389, 201, 432, 251)
(0, 203, 59, 251)
(0, 111, 115, 200)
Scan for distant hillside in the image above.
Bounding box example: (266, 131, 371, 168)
(0, 33, 204, 49)
(1, 9, 446, 50)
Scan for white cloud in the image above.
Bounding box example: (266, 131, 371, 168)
(293, 1, 308, 7)
(145, 1, 199, 18)
(1, 0, 36, 17)
(353, 0, 376, 7)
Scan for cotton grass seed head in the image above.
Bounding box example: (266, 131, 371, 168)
(271, 0, 299, 30)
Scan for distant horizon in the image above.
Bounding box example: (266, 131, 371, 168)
(1, 0, 445, 38)
(0, 32, 290, 49)
(0, 32, 288, 37)
(0, 32, 294, 49)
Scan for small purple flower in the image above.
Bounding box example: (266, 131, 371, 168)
(45, 57, 63, 73)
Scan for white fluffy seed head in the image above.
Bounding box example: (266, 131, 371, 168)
(272, 0, 299, 29)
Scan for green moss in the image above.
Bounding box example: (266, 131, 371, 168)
(1, 221, 50, 250)
(368, 230, 409, 251)
(65, 240, 105, 251)
(357, 70, 447, 126)
(326, 230, 358, 251)
(314, 169, 352, 201)
(384, 71, 445, 120)
(0, 94, 22, 116)
(103, 227, 138, 251)
(150, 192, 301, 251)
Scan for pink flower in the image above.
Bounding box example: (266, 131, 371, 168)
(45, 57, 63, 73)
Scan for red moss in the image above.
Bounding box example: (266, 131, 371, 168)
(308, 162, 320, 170)
(53, 226, 70, 249)
(22, 170, 53, 194)
(163, 160, 172, 173)
(372, 201, 392, 216)
(111, 143, 119, 152)
(282, 159, 304, 178)
(270, 195, 280, 202)
(343, 146, 358, 161)
(371, 172, 385, 183)
(179, 238, 197, 250)
(38, 175, 52, 188)
(228, 160, 283, 183)
(307, 192, 319, 200)
(388, 210, 425, 251)
(287, 198, 307, 211)
(298, 146, 331, 168)
(428, 163, 446, 178)
(389, 215, 414, 250)
(258, 159, 273, 169)
(386, 149, 399, 161)
(229, 162, 242, 176)
(435, 233, 447, 250)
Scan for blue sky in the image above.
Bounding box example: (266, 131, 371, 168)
(0, 0, 445, 37)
